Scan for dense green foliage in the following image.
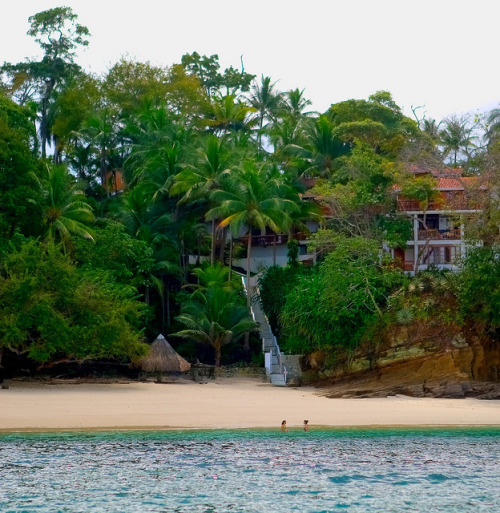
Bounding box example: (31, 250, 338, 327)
(459, 247, 500, 331)
(260, 244, 500, 359)
(260, 237, 405, 354)
(0, 7, 498, 373)
(0, 237, 148, 362)
(257, 265, 306, 334)
(0, 95, 39, 238)
(173, 264, 257, 366)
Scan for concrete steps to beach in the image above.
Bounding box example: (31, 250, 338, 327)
(244, 274, 287, 387)
(270, 373, 286, 387)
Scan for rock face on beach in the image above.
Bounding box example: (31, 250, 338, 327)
(306, 323, 500, 399)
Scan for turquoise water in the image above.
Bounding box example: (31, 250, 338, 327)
(1, 427, 499, 512)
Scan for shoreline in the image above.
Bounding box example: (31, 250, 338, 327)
(2, 424, 500, 435)
(1, 378, 499, 432)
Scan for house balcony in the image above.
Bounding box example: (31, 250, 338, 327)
(402, 262, 459, 273)
(398, 199, 442, 211)
(417, 228, 461, 241)
(397, 198, 478, 212)
(238, 233, 308, 247)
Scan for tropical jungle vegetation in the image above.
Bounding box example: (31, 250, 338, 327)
(0, 7, 498, 375)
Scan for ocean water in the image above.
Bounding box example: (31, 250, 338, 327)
(1, 428, 499, 512)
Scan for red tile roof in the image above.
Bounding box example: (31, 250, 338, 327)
(407, 165, 462, 176)
(436, 176, 480, 189)
(394, 169, 483, 192)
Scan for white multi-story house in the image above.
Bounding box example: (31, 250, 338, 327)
(233, 223, 319, 273)
(393, 168, 484, 273)
(228, 169, 486, 274)
(231, 178, 322, 273)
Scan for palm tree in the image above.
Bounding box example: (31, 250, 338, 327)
(75, 107, 123, 193)
(174, 285, 257, 366)
(261, 163, 311, 265)
(439, 116, 476, 167)
(420, 118, 441, 143)
(171, 134, 232, 264)
(269, 116, 308, 168)
(284, 115, 348, 178)
(203, 94, 257, 136)
(485, 107, 500, 148)
(191, 262, 234, 291)
(119, 183, 181, 308)
(66, 142, 93, 183)
(279, 88, 314, 119)
(124, 103, 189, 193)
(206, 160, 298, 308)
(32, 163, 95, 251)
(269, 89, 314, 158)
(247, 75, 282, 151)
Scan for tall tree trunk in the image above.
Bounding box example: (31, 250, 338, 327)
(218, 226, 227, 262)
(166, 287, 171, 326)
(210, 219, 216, 265)
(41, 97, 48, 159)
(244, 233, 252, 352)
(257, 116, 264, 154)
(228, 234, 233, 281)
(183, 240, 189, 280)
(8, 221, 17, 239)
(32, 118, 39, 156)
(215, 345, 221, 367)
(246, 232, 252, 308)
(273, 233, 277, 266)
(53, 135, 61, 164)
(161, 279, 165, 333)
(100, 150, 109, 197)
(40, 79, 55, 159)
(196, 233, 201, 266)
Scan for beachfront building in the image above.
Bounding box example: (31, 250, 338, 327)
(233, 225, 318, 272)
(393, 167, 484, 273)
(189, 222, 319, 273)
(231, 179, 322, 273)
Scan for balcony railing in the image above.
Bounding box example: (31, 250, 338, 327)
(402, 261, 458, 271)
(238, 233, 308, 247)
(397, 198, 478, 212)
(397, 199, 441, 211)
(417, 228, 461, 241)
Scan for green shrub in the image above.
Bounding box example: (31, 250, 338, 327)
(459, 246, 500, 331)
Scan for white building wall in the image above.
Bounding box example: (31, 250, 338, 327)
(233, 245, 314, 273)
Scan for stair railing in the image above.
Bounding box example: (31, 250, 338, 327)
(241, 274, 287, 385)
(240, 275, 256, 323)
(273, 334, 287, 383)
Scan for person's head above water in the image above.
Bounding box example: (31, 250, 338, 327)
(281, 420, 286, 426)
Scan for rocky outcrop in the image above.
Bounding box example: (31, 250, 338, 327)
(281, 355, 303, 386)
(306, 323, 500, 399)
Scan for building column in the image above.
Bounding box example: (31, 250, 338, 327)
(460, 215, 465, 261)
(413, 214, 419, 272)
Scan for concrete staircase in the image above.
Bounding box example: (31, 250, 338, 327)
(244, 275, 287, 387)
(270, 373, 287, 386)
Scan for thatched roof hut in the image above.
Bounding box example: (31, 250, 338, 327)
(139, 334, 191, 373)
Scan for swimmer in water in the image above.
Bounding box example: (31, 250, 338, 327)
(281, 420, 288, 431)
(304, 420, 309, 431)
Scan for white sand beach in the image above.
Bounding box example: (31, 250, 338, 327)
(1, 378, 499, 431)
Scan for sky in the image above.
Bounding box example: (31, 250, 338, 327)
(2, 0, 499, 122)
